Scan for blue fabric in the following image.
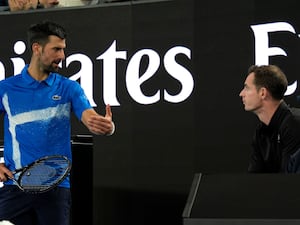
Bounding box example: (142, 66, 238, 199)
(0, 65, 92, 188)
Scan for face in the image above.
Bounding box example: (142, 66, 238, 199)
(37, 35, 66, 74)
(39, 0, 59, 8)
(9, 0, 38, 11)
(239, 72, 263, 113)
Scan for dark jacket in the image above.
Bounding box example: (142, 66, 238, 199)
(248, 101, 300, 173)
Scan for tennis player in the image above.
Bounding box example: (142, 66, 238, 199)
(0, 20, 115, 225)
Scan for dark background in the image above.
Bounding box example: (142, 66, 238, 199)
(0, 0, 300, 224)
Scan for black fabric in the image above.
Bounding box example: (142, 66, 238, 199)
(287, 148, 300, 173)
(0, 186, 71, 225)
(0, 0, 7, 6)
(248, 101, 300, 173)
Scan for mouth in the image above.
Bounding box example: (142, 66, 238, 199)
(50, 0, 59, 4)
(53, 60, 61, 66)
(52, 63, 59, 69)
(51, 61, 61, 71)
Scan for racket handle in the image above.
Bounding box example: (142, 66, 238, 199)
(7, 176, 24, 191)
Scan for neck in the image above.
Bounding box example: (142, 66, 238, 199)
(257, 100, 282, 125)
(27, 64, 49, 81)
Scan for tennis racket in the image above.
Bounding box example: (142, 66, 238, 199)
(8, 155, 71, 194)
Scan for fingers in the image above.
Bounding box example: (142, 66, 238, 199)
(0, 176, 7, 182)
(88, 114, 113, 135)
(105, 104, 112, 119)
(0, 164, 13, 182)
(0, 172, 8, 182)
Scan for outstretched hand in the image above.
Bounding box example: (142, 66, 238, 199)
(83, 105, 115, 135)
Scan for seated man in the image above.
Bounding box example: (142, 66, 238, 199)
(239, 64, 300, 173)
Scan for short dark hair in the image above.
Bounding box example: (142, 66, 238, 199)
(248, 65, 288, 100)
(27, 21, 67, 49)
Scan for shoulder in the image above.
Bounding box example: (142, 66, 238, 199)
(278, 107, 300, 134)
(290, 107, 300, 116)
(0, 74, 21, 82)
(54, 73, 81, 87)
(288, 108, 300, 129)
(277, 102, 300, 121)
(0, 75, 22, 89)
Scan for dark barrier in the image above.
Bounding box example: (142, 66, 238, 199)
(93, 187, 187, 225)
(183, 173, 300, 225)
(70, 135, 93, 225)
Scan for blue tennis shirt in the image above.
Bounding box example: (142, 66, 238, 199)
(0, 65, 92, 188)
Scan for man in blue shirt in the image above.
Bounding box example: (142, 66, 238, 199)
(0, 21, 115, 225)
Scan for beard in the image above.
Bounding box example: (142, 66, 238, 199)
(43, 61, 60, 73)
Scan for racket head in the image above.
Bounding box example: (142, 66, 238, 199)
(17, 155, 71, 193)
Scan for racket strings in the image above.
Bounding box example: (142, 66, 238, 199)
(19, 157, 70, 192)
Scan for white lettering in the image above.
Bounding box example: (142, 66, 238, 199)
(97, 40, 126, 106)
(163, 46, 193, 103)
(126, 49, 160, 104)
(11, 41, 26, 75)
(0, 40, 194, 106)
(0, 62, 5, 81)
(251, 22, 297, 96)
(251, 22, 295, 65)
(68, 53, 96, 106)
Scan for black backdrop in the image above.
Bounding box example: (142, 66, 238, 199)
(0, 0, 300, 224)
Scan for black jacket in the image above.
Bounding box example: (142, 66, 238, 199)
(248, 101, 300, 173)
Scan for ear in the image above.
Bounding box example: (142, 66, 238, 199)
(259, 87, 268, 99)
(32, 43, 41, 55)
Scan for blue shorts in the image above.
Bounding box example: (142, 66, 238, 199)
(0, 185, 71, 225)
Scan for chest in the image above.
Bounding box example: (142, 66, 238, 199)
(3, 83, 69, 116)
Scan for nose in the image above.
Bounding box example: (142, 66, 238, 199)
(239, 89, 243, 97)
(59, 50, 65, 60)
